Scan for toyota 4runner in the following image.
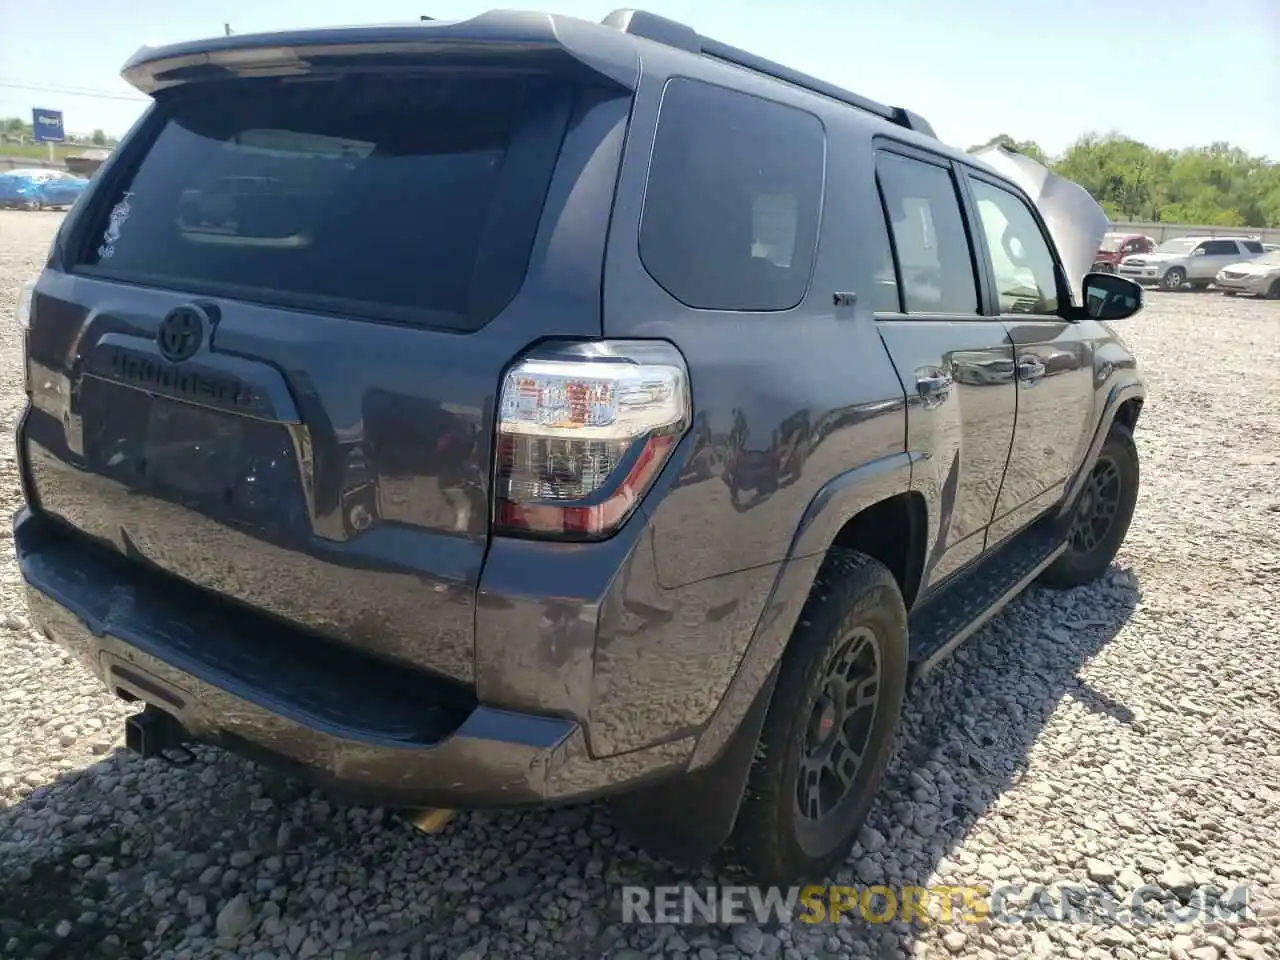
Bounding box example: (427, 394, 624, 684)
(12, 8, 1147, 883)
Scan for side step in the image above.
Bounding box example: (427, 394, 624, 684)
(907, 517, 1066, 680)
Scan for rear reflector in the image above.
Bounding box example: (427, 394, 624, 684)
(494, 340, 690, 539)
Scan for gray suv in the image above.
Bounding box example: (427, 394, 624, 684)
(12, 8, 1147, 883)
(1119, 235, 1265, 290)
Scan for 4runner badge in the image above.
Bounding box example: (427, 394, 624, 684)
(156, 305, 206, 362)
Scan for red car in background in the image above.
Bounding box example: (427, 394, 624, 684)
(1093, 232, 1157, 273)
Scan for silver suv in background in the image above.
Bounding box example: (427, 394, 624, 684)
(1119, 236, 1265, 291)
(1216, 248, 1280, 299)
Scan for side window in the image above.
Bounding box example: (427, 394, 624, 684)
(866, 187, 902, 312)
(876, 152, 978, 315)
(969, 178, 1060, 315)
(1242, 240, 1263, 254)
(1203, 240, 1239, 256)
(640, 79, 824, 311)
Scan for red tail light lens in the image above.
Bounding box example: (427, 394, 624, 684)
(494, 340, 690, 539)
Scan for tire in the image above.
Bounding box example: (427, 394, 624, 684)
(728, 549, 908, 884)
(1160, 268, 1186, 291)
(1268, 280, 1280, 300)
(25, 199, 42, 212)
(1040, 423, 1139, 589)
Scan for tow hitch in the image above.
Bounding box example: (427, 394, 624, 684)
(124, 705, 195, 765)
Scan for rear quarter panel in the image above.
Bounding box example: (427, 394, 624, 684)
(588, 52, 910, 757)
(602, 57, 908, 589)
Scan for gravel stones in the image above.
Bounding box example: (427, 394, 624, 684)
(1, 210, 1279, 958)
(215, 894, 254, 939)
(1086, 859, 1119, 884)
(732, 923, 764, 954)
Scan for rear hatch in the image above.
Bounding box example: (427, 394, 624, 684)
(20, 17, 634, 686)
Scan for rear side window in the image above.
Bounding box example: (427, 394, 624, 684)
(1200, 240, 1240, 256)
(876, 152, 978, 315)
(1242, 240, 1264, 254)
(78, 76, 574, 329)
(866, 197, 902, 313)
(639, 79, 825, 311)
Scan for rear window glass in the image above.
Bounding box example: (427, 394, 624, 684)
(639, 78, 825, 312)
(79, 77, 573, 328)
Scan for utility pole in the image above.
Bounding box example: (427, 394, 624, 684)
(225, 23, 233, 36)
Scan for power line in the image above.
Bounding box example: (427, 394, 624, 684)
(0, 80, 148, 103)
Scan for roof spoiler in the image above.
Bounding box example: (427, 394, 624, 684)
(119, 12, 643, 95)
(601, 8, 937, 138)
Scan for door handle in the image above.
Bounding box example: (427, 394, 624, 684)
(1017, 357, 1046, 382)
(915, 370, 952, 408)
(916, 372, 952, 394)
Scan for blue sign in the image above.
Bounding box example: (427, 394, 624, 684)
(32, 109, 65, 143)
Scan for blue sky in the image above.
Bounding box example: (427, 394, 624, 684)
(2, 0, 1277, 159)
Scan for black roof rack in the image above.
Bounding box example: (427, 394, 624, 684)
(601, 8, 937, 138)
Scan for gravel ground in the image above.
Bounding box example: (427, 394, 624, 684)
(1, 208, 1279, 960)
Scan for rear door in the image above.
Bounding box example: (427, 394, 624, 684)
(23, 68, 629, 684)
(1192, 239, 1241, 280)
(872, 145, 1017, 590)
(961, 168, 1096, 546)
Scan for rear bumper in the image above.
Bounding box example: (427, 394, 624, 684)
(14, 506, 689, 808)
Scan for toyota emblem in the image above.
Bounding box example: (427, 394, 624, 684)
(156, 305, 207, 362)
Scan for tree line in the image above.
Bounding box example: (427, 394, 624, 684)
(971, 133, 1280, 229)
(2, 117, 113, 147)
(4, 114, 1277, 227)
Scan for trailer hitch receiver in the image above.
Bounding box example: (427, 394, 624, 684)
(124, 705, 195, 765)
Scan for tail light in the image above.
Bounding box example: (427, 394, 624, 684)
(494, 340, 690, 539)
(14, 278, 35, 330)
(15, 278, 36, 398)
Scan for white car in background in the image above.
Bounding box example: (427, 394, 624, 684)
(1118, 236, 1265, 291)
(1216, 248, 1280, 299)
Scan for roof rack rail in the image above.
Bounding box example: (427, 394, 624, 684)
(601, 8, 937, 138)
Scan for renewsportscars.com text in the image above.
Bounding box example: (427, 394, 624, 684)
(621, 884, 1251, 927)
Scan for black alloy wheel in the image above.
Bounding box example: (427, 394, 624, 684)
(795, 627, 880, 824)
(1040, 423, 1140, 589)
(1069, 453, 1122, 557)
